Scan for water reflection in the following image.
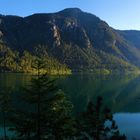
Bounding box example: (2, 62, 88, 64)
(0, 73, 140, 139)
(58, 74, 140, 113)
(0, 73, 140, 113)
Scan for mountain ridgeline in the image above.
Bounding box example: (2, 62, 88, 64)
(0, 8, 140, 73)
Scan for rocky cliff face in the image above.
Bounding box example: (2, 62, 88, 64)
(0, 8, 140, 71)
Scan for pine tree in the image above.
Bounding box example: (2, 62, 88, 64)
(45, 90, 75, 140)
(77, 96, 126, 140)
(10, 59, 74, 140)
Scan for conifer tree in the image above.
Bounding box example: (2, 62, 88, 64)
(10, 59, 74, 140)
(77, 96, 126, 140)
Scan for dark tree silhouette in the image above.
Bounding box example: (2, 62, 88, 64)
(76, 96, 126, 140)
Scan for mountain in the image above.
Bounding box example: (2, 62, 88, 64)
(118, 30, 140, 49)
(0, 8, 140, 73)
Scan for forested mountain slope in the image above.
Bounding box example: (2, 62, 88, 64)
(0, 8, 140, 73)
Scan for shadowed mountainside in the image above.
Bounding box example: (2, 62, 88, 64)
(0, 8, 140, 72)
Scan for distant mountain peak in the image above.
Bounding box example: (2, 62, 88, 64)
(58, 8, 83, 16)
(59, 8, 82, 12)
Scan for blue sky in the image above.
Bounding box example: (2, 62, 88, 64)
(0, 0, 140, 30)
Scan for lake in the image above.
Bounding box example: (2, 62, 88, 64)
(0, 73, 140, 139)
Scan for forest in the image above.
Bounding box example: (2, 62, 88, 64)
(0, 45, 71, 75)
